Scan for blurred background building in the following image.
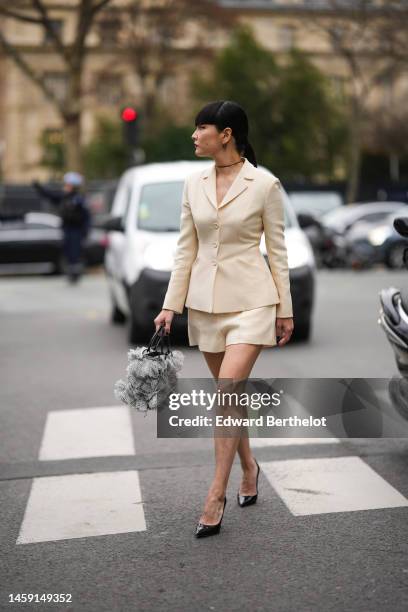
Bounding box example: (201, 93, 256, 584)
(0, 0, 407, 203)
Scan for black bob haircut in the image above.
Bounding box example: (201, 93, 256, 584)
(194, 100, 257, 167)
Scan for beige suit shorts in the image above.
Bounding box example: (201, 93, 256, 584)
(187, 305, 277, 352)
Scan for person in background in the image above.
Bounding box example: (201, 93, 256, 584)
(33, 172, 91, 284)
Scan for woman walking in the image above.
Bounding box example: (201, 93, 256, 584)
(154, 100, 294, 538)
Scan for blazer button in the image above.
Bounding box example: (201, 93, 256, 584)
(214, 222, 219, 228)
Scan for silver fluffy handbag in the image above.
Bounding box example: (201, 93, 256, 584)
(113, 324, 184, 413)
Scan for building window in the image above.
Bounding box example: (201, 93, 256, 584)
(97, 19, 121, 44)
(382, 73, 394, 107)
(96, 74, 123, 105)
(159, 75, 175, 104)
(329, 75, 347, 102)
(40, 128, 65, 172)
(277, 25, 296, 50)
(43, 20, 64, 45)
(43, 72, 68, 102)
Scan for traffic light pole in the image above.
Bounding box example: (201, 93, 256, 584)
(121, 106, 145, 167)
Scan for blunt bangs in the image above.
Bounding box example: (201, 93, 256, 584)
(194, 101, 225, 129)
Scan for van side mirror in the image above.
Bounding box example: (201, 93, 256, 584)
(102, 215, 124, 232)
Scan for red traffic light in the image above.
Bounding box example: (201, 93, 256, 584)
(121, 107, 138, 122)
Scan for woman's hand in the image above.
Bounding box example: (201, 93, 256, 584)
(276, 317, 294, 346)
(154, 309, 174, 334)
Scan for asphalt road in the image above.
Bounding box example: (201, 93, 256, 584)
(1, 268, 408, 612)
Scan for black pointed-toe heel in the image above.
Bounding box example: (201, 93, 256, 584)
(195, 497, 227, 538)
(237, 459, 260, 507)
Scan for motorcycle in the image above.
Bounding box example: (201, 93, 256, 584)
(297, 212, 349, 269)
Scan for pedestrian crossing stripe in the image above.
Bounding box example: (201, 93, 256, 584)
(13, 406, 408, 544)
(261, 456, 408, 516)
(16, 471, 146, 545)
(39, 406, 135, 460)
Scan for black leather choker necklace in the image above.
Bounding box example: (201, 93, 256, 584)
(215, 158, 244, 168)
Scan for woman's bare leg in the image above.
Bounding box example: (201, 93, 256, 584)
(202, 350, 224, 381)
(199, 343, 263, 524)
(202, 350, 260, 496)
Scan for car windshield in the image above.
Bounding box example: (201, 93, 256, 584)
(137, 181, 293, 231)
(137, 181, 186, 231)
(289, 192, 343, 216)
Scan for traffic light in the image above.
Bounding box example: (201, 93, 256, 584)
(121, 106, 140, 148)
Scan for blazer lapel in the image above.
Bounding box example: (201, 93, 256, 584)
(202, 157, 256, 210)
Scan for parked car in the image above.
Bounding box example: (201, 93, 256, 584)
(0, 180, 117, 217)
(346, 207, 408, 269)
(288, 191, 343, 218)
(104, 160, 316, 344)
(321, 202, 407, 235)
(0, 211, 107, 275)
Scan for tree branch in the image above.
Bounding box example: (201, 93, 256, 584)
(0, 7, 43, 24)
(0, 30, 64, 114)
(69, 0, 93, 70)
(30, 0, 71, 66)
(91, 0, 112, 15)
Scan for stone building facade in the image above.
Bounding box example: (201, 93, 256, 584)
(0, 0, 406, 181)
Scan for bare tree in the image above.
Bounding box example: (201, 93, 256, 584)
(0, 0, 113, 172)
(309, 0, 408, 201)
(120, 0, 235, 132)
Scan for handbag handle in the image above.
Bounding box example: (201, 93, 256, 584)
(146, 324, 164, 352)
(144, 324, 172, 357)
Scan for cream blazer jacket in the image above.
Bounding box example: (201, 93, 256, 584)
(162, 157, 293, 318)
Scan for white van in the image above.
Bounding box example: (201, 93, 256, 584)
(104, 160, 315, 343)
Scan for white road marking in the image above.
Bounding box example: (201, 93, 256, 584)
(261, 456, 408, 516)
(250, 437, 340, 447)
(17, 402, 407, 546)
(39, 406, 135, 460)
(16, 470, 146, 544)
